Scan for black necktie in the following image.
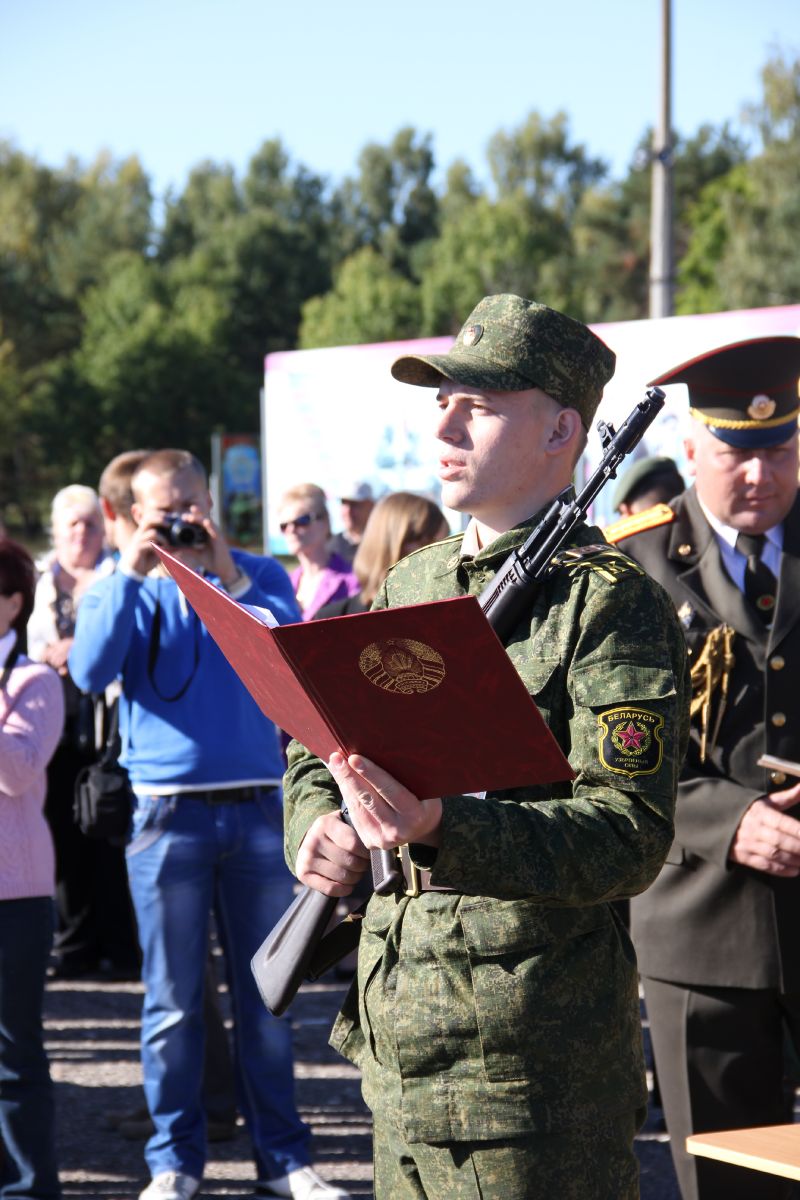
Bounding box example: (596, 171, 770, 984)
(736, 532, 777, 624)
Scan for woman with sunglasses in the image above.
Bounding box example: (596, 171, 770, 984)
(277, 483, 359, 620)
(315, 491, 450, 620)
(0, 537, 64, 1199)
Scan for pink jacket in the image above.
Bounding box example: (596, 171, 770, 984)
(290, 553, 360, 621)
(0, 655, 64, 901)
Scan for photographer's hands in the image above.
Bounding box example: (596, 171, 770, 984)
(179, 506, 241, 589)
(123, 504, 240, 589)
(120, 509, 167, 576)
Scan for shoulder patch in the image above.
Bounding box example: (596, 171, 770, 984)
(551, 543, 644, 584)
(603, 503, 676, 545)
(597, 706, 665, 777)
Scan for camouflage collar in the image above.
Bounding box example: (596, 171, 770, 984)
(459, 506, 559, 569)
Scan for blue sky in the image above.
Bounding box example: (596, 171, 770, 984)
(1, 0, 797, 200)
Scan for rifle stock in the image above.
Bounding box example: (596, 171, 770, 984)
(251, 887, 338, 1016)
(251, 387, 666, 1014)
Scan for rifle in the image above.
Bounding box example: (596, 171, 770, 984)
(251, 387, 666, 1015)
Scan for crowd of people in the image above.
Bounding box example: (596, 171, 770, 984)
(1, 292, 799, 1200)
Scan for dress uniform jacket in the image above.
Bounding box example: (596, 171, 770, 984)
(609, 486, 800, 991)
(283, 511, 690, 1145)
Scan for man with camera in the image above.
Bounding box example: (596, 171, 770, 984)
(70, 450, 350, 1200)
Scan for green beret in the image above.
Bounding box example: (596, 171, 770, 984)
(611, 455, 684, 512)
(391, 294, 616, 428)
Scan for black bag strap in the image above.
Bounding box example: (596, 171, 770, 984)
(147, 593, 201, 704)
(100, 696, 122, 763)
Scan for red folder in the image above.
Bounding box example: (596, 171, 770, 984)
(157, 547, 574, 797)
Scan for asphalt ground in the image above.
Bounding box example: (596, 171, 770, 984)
(42, 970, 682, 1200)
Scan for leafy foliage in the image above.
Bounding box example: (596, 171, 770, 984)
(1, 51, 798, 534)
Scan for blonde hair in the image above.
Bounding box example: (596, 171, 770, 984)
(354, 492, 448, 605)
(50, 485, 102, 532)
(278, 483, 330, 528)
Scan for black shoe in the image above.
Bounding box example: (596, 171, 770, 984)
(98, 958, 141, 982)
(47, 958, 101, 980)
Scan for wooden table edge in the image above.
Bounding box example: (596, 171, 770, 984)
(687, 1126, 800, 1182)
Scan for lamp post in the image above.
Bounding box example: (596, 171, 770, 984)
(649, 0, 674, 318)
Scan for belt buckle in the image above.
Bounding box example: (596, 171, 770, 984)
(399, 844, 420, 898)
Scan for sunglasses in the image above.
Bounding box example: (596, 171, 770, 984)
(279, 512, 323, 533)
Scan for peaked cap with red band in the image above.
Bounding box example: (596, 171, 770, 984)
(649, 335, 800, 449)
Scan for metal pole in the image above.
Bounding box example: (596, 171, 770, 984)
(649, 0, 674, 318)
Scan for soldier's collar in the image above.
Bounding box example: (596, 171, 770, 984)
(458, 508, 552, 567)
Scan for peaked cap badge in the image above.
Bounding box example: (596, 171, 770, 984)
(747, 394, 777, 420)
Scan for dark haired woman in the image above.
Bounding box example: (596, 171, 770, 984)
(0, 537, 64, 1199)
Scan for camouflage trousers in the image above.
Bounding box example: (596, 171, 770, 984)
(371, 1106, 644, 1199)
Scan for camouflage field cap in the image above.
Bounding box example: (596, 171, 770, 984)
(611, 454, 685, 512)
(651, 335, 800, 448)
(391, 294, 616, 427)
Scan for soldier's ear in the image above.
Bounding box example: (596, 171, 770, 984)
(547, 406, 582, 455)
(683, 435, 697, 477)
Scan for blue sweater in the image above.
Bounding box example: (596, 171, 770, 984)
(69, 551, 301, 789)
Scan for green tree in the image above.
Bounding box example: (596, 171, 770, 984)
(158, 161, 241, 262)
(299, 246, 422, 347)
(332, 127, 439, 276)
(487, 111, 607, 214)
(677, 51, 800, 313)
(419, 112, 606, 331)
(73, 252, 242, 470)
(569, 122, 746, 322)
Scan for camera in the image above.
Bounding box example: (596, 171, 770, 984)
(158, 514, 209, 549)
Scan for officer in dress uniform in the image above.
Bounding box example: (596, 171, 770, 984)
(606, 335, 800, 1200)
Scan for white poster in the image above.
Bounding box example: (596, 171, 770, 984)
(263, 304, 800, 551)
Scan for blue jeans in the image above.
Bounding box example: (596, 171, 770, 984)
(0, 897, 60, 1199)
(126, 789, 310, 1181)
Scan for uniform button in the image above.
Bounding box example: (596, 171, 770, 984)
(770, 770, 788, 785)
(769, 655, 785, 671)
(677, 544, 692, 557)
(771, 712, 787, 728)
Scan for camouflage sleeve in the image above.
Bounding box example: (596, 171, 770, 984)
(282, 579, 392, 875)
(425, 569, 690, 904)
(283, 739, 342, 873)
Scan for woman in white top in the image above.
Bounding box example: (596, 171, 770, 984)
(0, 536, 64, 1199)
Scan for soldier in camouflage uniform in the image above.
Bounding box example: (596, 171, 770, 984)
(283, 294, 691, 1199)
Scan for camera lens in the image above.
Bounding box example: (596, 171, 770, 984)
(168, 519, 208, 548)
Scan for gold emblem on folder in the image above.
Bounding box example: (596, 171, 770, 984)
(359, 638, 445, 695)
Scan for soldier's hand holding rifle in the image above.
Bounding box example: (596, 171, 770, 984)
(296, 754, 441, 894)
(294, 808, 371, 897)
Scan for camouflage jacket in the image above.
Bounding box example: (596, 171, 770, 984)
(283, 512, 690, 1142)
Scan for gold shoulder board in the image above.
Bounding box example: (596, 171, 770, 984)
(551, 544, 643, 584)
(604, 503, 676, 545)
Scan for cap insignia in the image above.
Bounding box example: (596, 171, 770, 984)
(747, 394, 776, 421)
(462, 324, 483, 347)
